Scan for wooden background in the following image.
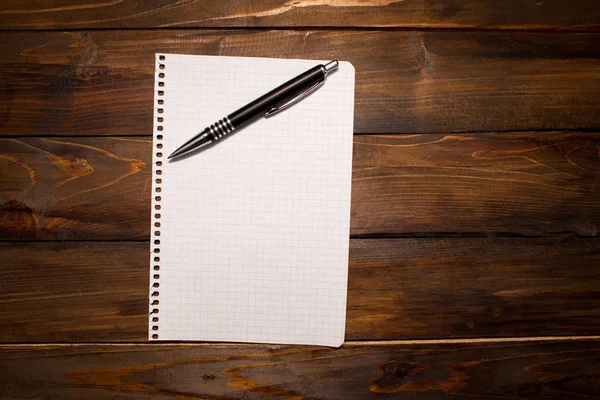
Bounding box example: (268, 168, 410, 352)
(1, 1, 600, 398)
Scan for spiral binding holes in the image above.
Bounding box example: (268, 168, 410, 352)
(151, 54, 166, 340)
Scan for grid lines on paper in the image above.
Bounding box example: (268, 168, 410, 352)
(151, 54, 355, 346)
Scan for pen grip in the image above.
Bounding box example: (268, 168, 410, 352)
(228, 65, 324, 129)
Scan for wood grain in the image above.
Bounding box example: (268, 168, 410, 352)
(351, 133, 600, 237)
(1, 340, 599, 398)
(1, 0, 599, 31)
(0, 241, 148, 342)
(2, 133, 599, 240)
(347, 238, 600, 340)
(0, 137, 150, 240)
(2, 239, 599, 342)
(2, 30, 600, 136)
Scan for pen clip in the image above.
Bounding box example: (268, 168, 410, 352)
(265, 80, 324, 117)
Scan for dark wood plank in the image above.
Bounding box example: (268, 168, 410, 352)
(0, 241, 148, 342)
(2, 133, 599, 240)
(2, 239, 599, 342)
(1, 0, 599, 31)
(347, 238, 600, 340)
(351, 133, 600, 237)
(0, 137, 150, 240)
(1, 340, 599, 399)
(2, 30, 600, 136)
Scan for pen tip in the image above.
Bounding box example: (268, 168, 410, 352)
(167, 153, 174, 159)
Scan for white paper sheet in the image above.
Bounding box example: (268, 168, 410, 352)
(149, 54, 355, 346)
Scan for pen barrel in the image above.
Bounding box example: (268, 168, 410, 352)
(228, 65, 325, 129)
(206, 117, 235, 142)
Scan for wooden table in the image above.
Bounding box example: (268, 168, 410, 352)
(1, 1, 600, 398)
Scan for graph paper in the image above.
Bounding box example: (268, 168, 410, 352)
(149, 54, 355, 346)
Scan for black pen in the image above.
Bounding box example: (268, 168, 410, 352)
(168, 60, 339, 159)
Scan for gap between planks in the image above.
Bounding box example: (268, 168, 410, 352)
(2, 128, 600, 139)
(7, 234, 600, 243)
(1, 26, 600, 34)
(3, 336, 600, 347)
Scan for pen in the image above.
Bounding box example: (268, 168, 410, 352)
(168, 60, 339, 159)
